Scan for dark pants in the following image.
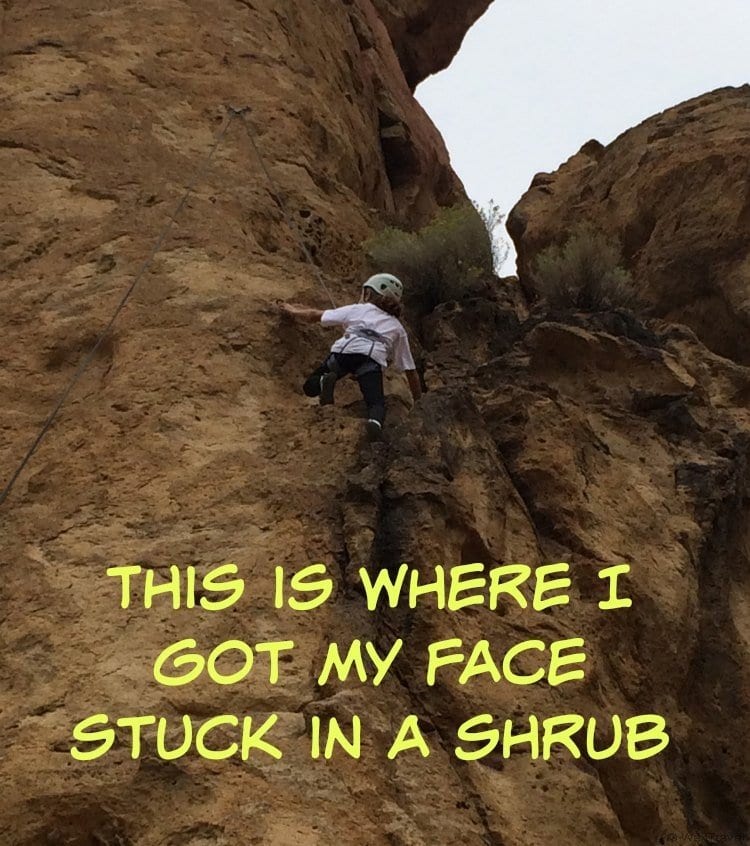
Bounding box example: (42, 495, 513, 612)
(304, 353, 386, 424)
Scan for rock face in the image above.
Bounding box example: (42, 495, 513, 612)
(508, 86, 750, 362)
(372, 0, 494, 88)
(2, 4, 750, 846)
(419, 304, 750, 844)
(351, 305, 750, 845)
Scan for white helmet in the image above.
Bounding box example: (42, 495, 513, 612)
(363, 273, 404, 303)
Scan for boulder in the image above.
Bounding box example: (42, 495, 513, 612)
(508, 86, 750, 362)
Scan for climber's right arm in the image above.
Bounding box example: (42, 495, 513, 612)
(279, 303, 325, 323)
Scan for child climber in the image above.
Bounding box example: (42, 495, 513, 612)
(280, 273, 422, 440)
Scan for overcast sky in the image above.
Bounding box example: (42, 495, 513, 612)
(416, 0, 750, 272)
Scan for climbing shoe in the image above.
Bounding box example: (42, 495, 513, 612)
(319, 371, 337, 406)
(366, 419, 383, 441)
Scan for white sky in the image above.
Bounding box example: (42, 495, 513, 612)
(416, 0, 750, 273)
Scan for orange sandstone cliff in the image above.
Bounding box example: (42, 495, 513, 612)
(508, 86, 750, 362)
(1, 3, 749, 845)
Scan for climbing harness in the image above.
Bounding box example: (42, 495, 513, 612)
(325, 352, 381, 380)
(337, 324, 392, 362)
(0, 105, 337, 507)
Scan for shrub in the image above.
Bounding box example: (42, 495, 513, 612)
(364, 202, 500, 318)
(532, 225, 637, 312)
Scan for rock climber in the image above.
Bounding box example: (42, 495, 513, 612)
(279, 273, 422, 440)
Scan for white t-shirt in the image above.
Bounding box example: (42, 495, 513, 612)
(320, 303, 416, 371)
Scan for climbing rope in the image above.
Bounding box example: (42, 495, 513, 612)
(231, 107, 337, 309)
(0, 105, 337, 507)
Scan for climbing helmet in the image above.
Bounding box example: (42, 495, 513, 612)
(362, 273, 404, 303)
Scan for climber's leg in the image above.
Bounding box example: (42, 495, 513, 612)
(357, 367, 385, 440)
(303, 355, 343, 405)
(303, 362, 329, 398)
(318, 370, 338, 406)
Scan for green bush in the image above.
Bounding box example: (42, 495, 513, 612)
(533, 225, 637, 312)
(364, 203, 499, 317)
